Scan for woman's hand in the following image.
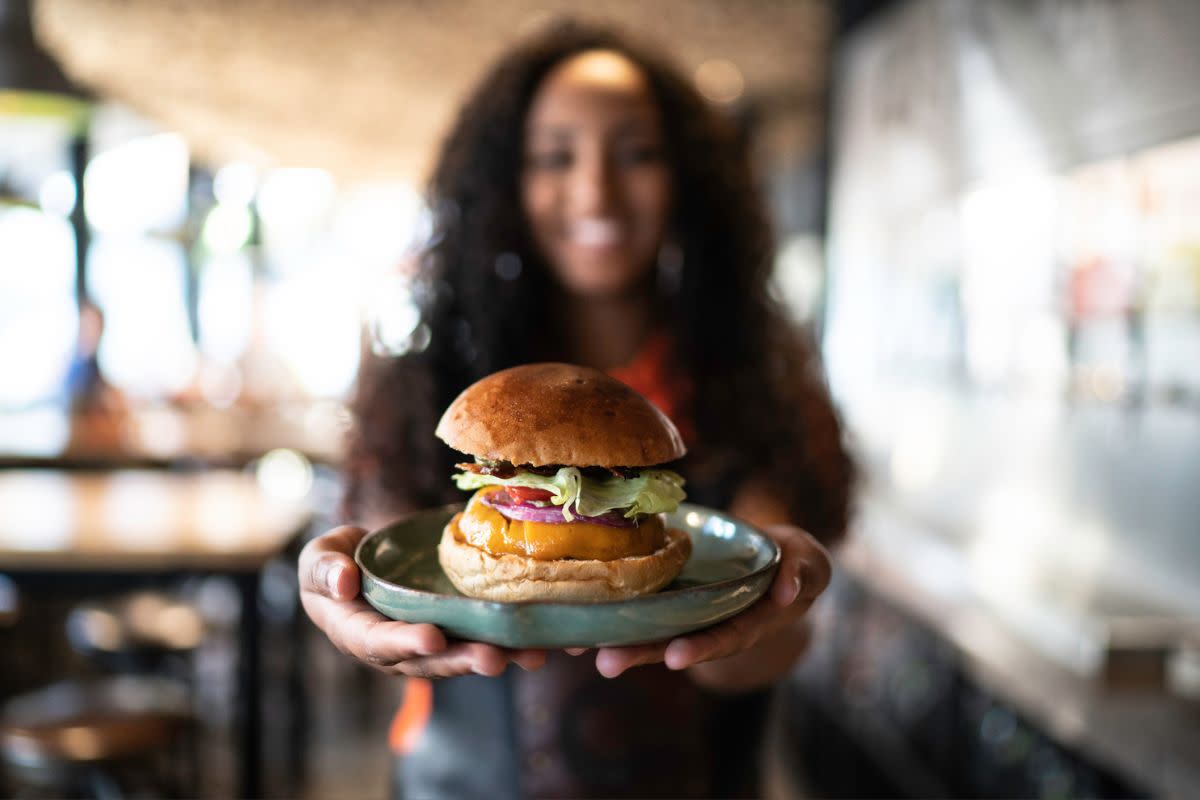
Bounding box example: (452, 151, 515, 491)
(299, 526, 547, 679)
(571, 524, 831, 689)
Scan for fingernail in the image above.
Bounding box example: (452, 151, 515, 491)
(776, 575, 799, 606)
(664, 643, 691, 670)
(326, 564, 344, 597)
(595, 654, 622, 679)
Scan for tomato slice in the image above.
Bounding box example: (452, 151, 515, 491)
(507, 486, 554, 503)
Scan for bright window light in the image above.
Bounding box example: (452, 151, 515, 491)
(365, 274, 421, 356)
(38, 170, 77, 217)
(201, 203, 254, 255)
(771, 235, 823, 322)
(84, 132, 189, 234)
(0, 112, 73, 203)
(960, 175, 1058, 386)
(257, 168, 336, 272)
(0, 207, 78, 407)
(87, 235, 197, 398)
(213, 162, 258, 207)
(264, 260, 361, 398)
(331, 182, 424, 267)
(198, 253, 254, 364)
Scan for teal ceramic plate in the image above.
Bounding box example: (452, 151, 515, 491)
(355, 503, 780, 649)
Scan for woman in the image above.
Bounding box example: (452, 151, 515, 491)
(299, 21, 853, 798)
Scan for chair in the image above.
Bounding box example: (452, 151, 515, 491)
(66, 591, 206, 677)
(0, 676, 193, 798)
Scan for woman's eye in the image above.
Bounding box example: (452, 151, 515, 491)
(528, 150, 572, 170)
(615, 144, 663, 166)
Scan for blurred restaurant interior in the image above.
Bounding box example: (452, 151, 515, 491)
(1, 0, 1198, 798)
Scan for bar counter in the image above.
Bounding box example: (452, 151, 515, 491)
(822, 490, 1200, 798)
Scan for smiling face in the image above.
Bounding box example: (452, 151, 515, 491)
(521, 50, 672, 298)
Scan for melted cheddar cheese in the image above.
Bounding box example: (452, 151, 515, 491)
(451, 487, 665, 560)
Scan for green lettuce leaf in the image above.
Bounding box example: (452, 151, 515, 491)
(452, 467, 685, 521)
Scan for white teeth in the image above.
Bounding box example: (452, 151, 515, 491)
(571, 219, 622, 246)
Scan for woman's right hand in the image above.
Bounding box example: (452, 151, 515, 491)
(299, 526, 546, 678)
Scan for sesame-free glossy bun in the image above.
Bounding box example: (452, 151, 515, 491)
(437, 520, 692, 602)
(434, 363, 686, 467)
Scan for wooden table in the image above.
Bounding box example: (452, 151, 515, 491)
(0, 469, 314, 798)
(0, 403, 347, 469)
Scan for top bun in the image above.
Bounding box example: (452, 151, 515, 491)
(435, 363, 686, 467)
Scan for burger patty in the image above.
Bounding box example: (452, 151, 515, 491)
(456, 461, 642, 479)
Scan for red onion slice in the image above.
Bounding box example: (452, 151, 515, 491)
(481, 491, 635, 528)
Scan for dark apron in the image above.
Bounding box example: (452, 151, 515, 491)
(394, 653, 771, 799)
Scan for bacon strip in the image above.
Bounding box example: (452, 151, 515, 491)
(455, 461, 517, 478)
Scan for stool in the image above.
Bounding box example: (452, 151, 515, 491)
(0, 677, 194, 799)
(66, 591, 205, 676)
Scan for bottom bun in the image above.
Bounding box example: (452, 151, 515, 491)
(437, 519, 692, 602)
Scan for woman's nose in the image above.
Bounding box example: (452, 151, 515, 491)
(569, 152, 617, 215)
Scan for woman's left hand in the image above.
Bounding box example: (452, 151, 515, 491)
(570, 524, 831, 686)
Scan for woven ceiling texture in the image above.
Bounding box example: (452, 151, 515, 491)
(35, 0, 829, 182)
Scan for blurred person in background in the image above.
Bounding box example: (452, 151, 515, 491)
(299, 21, 852, 799)
(62, 299, 129, 450)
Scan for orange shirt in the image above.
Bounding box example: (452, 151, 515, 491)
(606, 330, 694, 446)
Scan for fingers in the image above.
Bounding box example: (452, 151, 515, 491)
(297, 527, 550, 679)
(304, 593, 527, 678)
(796, 538, 833, 605)
(662, 598, 775, 669)
(594, 643, 667, 679)
(589, 586, 813, 678)
(313, 596, 446, 662)
(584, 531, 828, 678)
(765, 525, 832, 609)
(507, 649, 548, 672)
(300, 589, 546, 680)
(399, 641, 510, 679)
(299, 526, 368, 601)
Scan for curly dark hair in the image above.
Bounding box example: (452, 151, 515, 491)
(344, 20, 853, 544)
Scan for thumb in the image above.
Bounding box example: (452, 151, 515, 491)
(310, 553, 360, 600)
(299, 526, 366, 600)
(765, 525, 831, 608)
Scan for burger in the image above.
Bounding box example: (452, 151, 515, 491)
(434, 363, 692, 602)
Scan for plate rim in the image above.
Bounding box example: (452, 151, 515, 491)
(354, 501, 781, 610)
